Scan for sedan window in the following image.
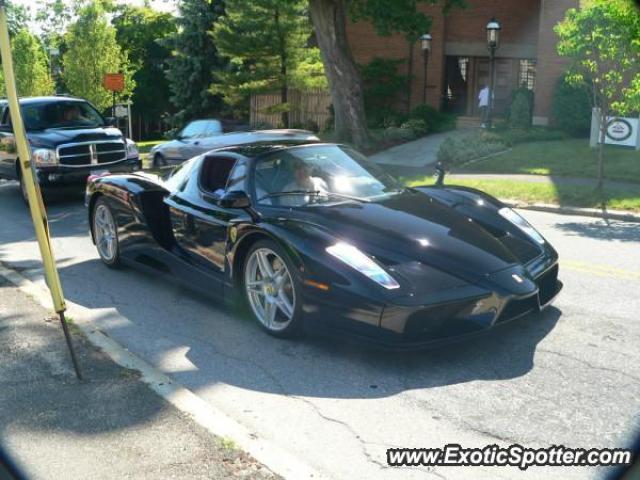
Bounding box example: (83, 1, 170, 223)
(180, 120, 210, 139)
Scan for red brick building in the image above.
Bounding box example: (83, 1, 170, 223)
(346, 0, 579, 125)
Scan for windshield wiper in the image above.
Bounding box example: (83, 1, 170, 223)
(258, 190, 369, 203)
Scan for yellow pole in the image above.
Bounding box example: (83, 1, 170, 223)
(0, 3, 81, 379)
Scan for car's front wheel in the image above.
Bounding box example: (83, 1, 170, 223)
(92, 198, 121, 268)
(243, 240, 302, 338)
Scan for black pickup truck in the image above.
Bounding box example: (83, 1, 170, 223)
(0, 96, 140, 200)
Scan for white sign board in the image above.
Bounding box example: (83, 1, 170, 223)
(603, 116, 640, 149)
(114, 105, 128, 118)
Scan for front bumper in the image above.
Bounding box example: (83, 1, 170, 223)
(35, 157, 142, 191)
(303, 261, 562, 350)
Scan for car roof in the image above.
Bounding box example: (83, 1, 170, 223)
(0, 96, 86, 106)
(201, 129, 321, 157)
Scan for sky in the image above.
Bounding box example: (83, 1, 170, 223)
(14, 0, 177, 33)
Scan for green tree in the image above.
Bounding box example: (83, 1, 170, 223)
(212, 0, 323, 126)
(0, 29, 55, 97)
(113, 5, 176, 137)
(62, 0, 134, 111)
(309, 0, 462, 148)
(556, 0, 640, 190)
(164, 0, 225, 123)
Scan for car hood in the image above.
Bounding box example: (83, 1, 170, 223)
(29, 127, 124, 148)
(284, 190, 544, 280)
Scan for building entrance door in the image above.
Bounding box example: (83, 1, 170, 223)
(472, 58, 515, 117)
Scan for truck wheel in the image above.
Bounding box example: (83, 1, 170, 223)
(18, 173, 29, 205)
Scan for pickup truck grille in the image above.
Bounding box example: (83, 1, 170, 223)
(57, 141, 126, 167)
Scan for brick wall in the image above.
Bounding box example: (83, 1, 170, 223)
(346, 0, 577, 120)
(533, 0, 579, 125)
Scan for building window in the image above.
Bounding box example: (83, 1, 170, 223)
(518, 59, 536, 90)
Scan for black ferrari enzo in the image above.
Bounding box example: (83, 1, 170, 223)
(86, 134, 562, 348)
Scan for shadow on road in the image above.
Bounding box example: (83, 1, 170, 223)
(53, 257, 561, 401)
(554, 219, 640, 242)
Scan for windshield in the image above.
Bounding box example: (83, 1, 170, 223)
(21, 101, 105, 130)
(252, 144, 401, 207)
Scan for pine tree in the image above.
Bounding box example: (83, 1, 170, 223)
(164, 0, 225, 123)
(211, 0, 323, 127)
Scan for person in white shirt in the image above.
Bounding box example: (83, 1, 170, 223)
(478, 84, 490, 128)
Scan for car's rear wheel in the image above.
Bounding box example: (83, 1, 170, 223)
(152, 153, 166, 167)
(92, 198, 121, 268)
(243, 240, 302, 337)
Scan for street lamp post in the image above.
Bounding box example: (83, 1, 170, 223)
(486, 18, 501, 128)
(420, 33, 432, 105)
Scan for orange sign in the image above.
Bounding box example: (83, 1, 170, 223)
(103, 73, 125, 92)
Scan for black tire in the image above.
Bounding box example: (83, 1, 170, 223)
(18, 172, 29, 206)
(152, 153, 166, 167)
(92, 197, 122, 268)
(242, 239, 304, 338)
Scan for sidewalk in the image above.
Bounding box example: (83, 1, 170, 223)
(0, 277, 279, 480)
(368, 129, 470, 168)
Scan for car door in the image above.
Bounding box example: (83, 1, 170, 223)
(176, 120, 211, 161)
(165, 153, 248, 279)
(0, 106, 17, 179)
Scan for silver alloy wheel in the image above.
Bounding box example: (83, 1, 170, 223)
(94, 203, 118, 263)
(244, 247, 296, 332)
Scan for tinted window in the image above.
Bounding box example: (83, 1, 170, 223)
(163, 156, 199, 192)
(199, 156, 237, 196)
(20, 101, 105, 130)
(226, 160, 247, 192)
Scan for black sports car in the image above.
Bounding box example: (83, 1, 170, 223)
(86, 138, 562, 348)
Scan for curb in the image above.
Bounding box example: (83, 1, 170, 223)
(500, 198, 640, 223)
(0, 262, 325, 480)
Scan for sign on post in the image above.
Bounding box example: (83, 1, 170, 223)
(103, 73, 125, 92)
(591, 109, 640, 150)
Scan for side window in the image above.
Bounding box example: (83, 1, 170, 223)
(181, 121, 206, 139)
(226, 160, 247, 192)
(206, 120, 223, 136)
(199, 156, 237, 197)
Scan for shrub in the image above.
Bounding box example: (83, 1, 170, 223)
(410, 104, 456, 133)
(552, 75, 592, 137)
(508, 90, 533, 130)
(499, 127, 566, 146)
(377, 126, 418, 144)
(361, 57, 407, 128)
(437, 132, 507, 166)
(400, 118, 428, 136)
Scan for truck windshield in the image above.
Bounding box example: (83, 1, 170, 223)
(21, 101, 106, 130)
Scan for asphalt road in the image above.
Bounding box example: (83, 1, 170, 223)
(1, 179, 639, 480)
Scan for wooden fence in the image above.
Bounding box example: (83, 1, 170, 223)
(250, 89, 332, 131)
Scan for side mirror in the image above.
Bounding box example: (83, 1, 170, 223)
(219, 190, 251, 209)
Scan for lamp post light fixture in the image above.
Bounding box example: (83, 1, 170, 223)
(486, 18, 501, 128)
(420, 33, 432, 105)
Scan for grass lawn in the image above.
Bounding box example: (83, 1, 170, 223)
(405, 176, 640, 212)
(464, 139, 640, 184)
(137, 140, 164, 154)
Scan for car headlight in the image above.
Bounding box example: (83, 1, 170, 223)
(126, 138, 139, 158)
(499, 207, 545, 244)
(32, 148, 57, 167)
(326, 242, 400, 289)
